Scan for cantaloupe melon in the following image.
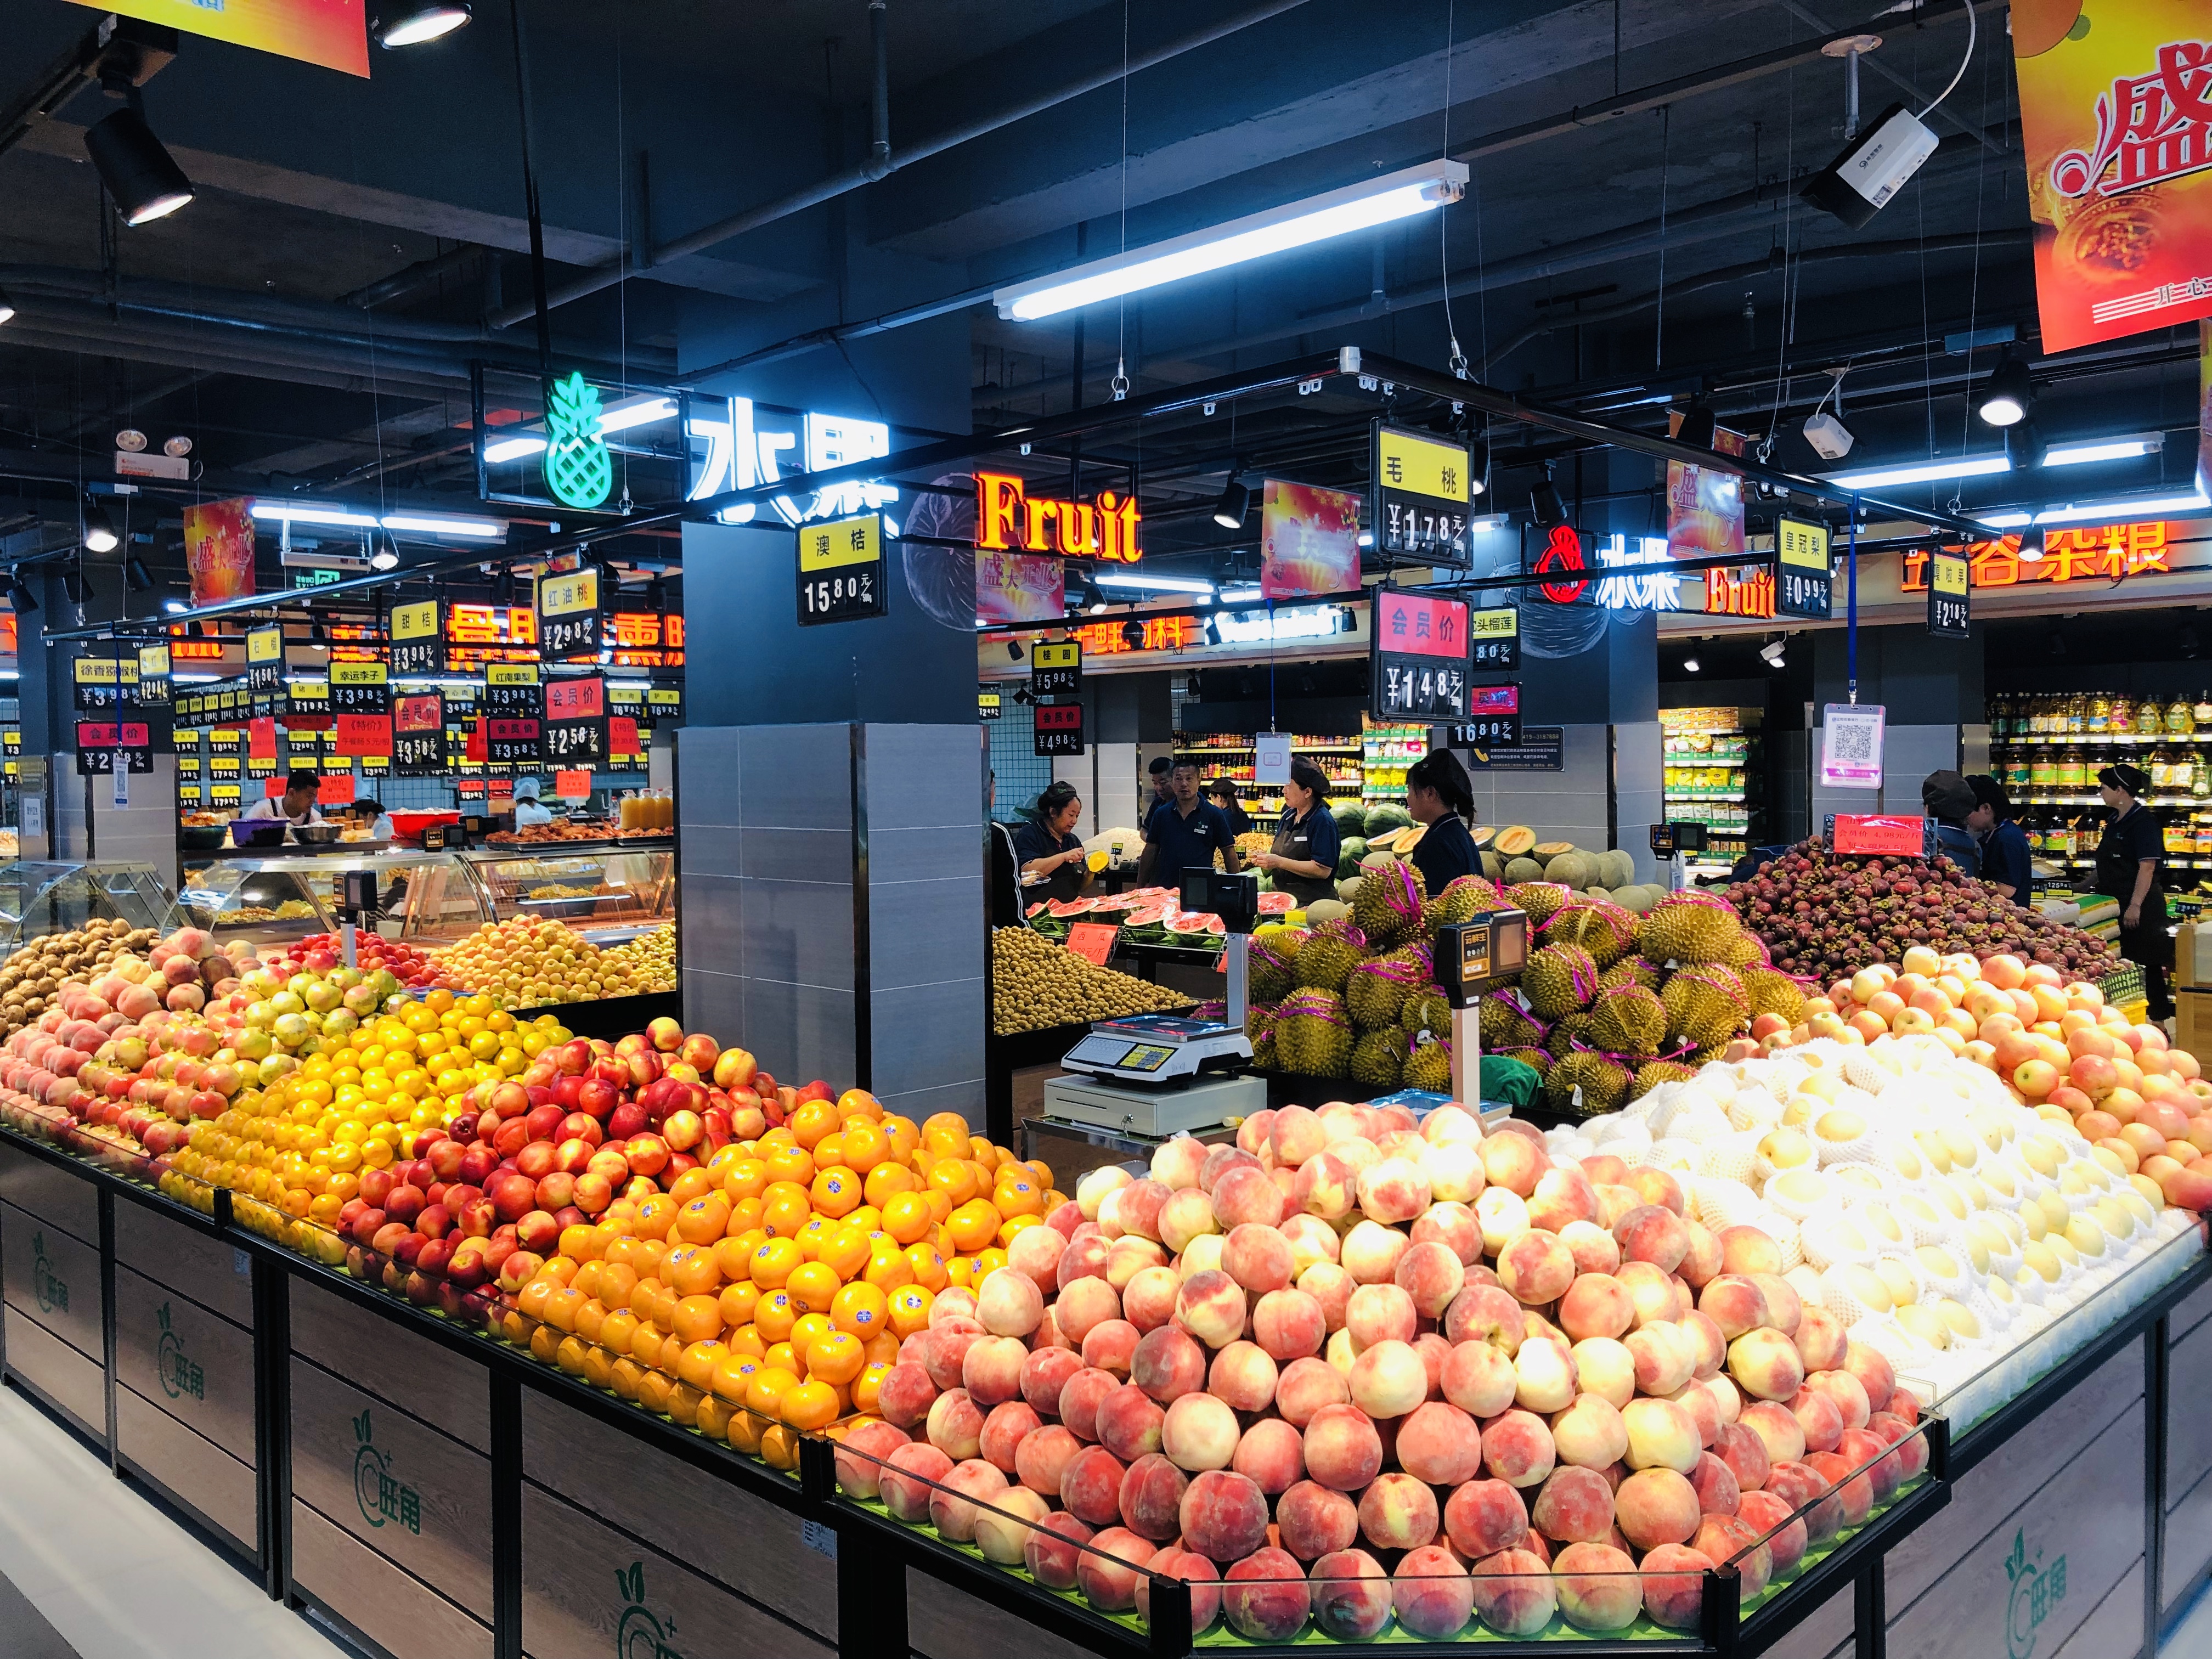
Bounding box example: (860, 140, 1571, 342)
(1479, 850, 1504, 879)
(1532, 840, 1578, 860)
(1504, 856, 1545, 883)
(1494, 825, 1538, 856)
(1543, 849, 1598, 891)
(1470, 826, 1497, 850)
(1596, 848, 1637, 890)
(1305, 899, 1351, 924)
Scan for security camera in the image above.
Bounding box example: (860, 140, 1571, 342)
(1803, 411, 1855, 461)
(1802, 103, 1939, 228)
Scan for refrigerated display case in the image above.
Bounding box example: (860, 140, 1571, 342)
(397, 844, 675, 949)
(178, 850, 454, 947)
(0, 861, 178, 958)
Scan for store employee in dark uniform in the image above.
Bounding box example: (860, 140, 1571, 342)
(1013, 780, 1092, 905)
(1250, 758, 1340, 906)
(1404, 749, 1481, 893)
(1207, 779, 1254, 839)
(1967, 775, 2033, 904)
(1138, 759, 1242, 887)
(2096, 763, 2171, 1019)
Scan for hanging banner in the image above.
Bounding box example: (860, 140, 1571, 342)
(2200, 320, 2212, 500)
(183, 498, 257, 607)
(388, 599, 445, 677)
(2015, 3, 2212, 353)
(394, 693, 446, 775)
(334, 713, 392, 757)
(1372, 425, 1474, 565)
(1260, 481, 1364, 601)
(1928, 548, 1971, 639)
(65, 0, 369, 77)
(974, 550, 1065, 625)
(1665, 421, 1746, 561)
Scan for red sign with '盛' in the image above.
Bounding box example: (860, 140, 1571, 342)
(1829, 815, 1934, 857)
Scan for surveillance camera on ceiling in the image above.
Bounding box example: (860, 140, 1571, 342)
(1803, 411, 1855, 461)
(1802, 103, 1939, 228)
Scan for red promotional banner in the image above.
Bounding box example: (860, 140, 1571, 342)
(334, 713, 391, 756)
(1665, 421, 1745, 561)
(1065, 922, 1120, 966)
(609, 717, 640, 757)
(974, 551, 1066, 625)
(554, 769, 594, 800)
(394, 694, 443, 733)
(248, 717, 276, 761)
(1370, 588, 1470, 658)
(1260, 481, 1363, 601)
(2016, 4, 2212, 351)
(183, 498, 256, 607)
(317, 774, 358, 806)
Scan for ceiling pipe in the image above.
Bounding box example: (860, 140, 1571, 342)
(487, 0, 1315, 329)
(340, 242, 486, 309)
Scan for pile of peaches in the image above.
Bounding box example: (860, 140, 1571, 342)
(830, 1102, 1929, 1641)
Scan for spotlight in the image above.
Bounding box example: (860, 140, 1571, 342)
(1759, 638, 1786, 667)
(1006, 639, 1024, 662)
(188, 619, 205, 639)
(2019, 526, 2047, 563)
(1683, 653, 1701, 673)
(1674, 396, 1717, 449)
(162, 436, 193, 458)
(371, 1, 472, 46)
(5, 573, 36, 614)
(1468, 439, 1489, 497)
(369, 535, 400, 572)
(82, 500, 119, 554)
(2005, 420, 2047, 472)
(1186, 673, 1203, 698)
(116, 429, 147, 453)
(83, 108, 194, 226)
(0, 286, 14, 326)
(1976, 357, 2034, 428)
(61, 568, 89, 604)
(646, 575, 668, 613)
(309, 618, 330, 649)
(1121, 619, 1146, 649)
(1212, 474, 1252, 530)
(161, 599, 187, 614)
(125, 554, 153, 591)
(1531, 470, 1567, 529)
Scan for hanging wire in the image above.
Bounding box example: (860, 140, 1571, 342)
(1111, 0, 1131, 400)
(614, 0, 632, 512)
(1654, 104, 1671, 369)
(1438, 0, 1466, 378)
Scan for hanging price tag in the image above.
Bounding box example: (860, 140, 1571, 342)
(1928, 548, 1970, 639)
(334, 713, 393, 756)
(797, 514, 887, 624)
(394, 692, 445, 775)
(329, 659, 391, 715)
(544, 676, 606, 765)
(246, 624, 286, 693)
(388, 599, 445, 676)
(554, 769, 593, 801)
(317, 774, 358, 806)
(72, 654, 119, 713)
(1468, 607, 1520, 670)
(137, 643, 172, 706)
(1033, 701, 1085, 756)
(1030, 640, 1082, 697)
(1065, 922, 1120, 966)
(538, 569, 603, 661)
(1776, 517, 1833, 620)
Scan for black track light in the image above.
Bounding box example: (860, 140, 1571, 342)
(646, 575, 668, 613)
(371, 1, 472, 46)
(1531, 470, 1567, 529)
(1006, 639, 1024, 662)
(81, 500, 118, 554)
(1675, 396, 1718, 449)
(2005, 419, 2047, 472)
(0, 287, 15, 326)
(61, 567, 89, 605)
(2019, 525, 2048, 565)
(83, 109, 194, 227)
(124, 553, 153, 591)
(1212, 473, 1252, 530)
(1467, 439, 1488, 498)
(5, 572, 36, 614)
(187, 619, 205, 639)
(1977, 357, 2035, 428)
(2047, 629, 2066, 658)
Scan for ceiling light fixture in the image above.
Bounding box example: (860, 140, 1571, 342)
(371, 1, 472, 47)
(161, 598, 187, 614)
(369, 539, 401, 572)
(83, 108, 194, 226)
(0, 286, 15, 326)
(1006, 639, 1024, 662)
(1977, 490, 2212, 530)
(1829, 454, 2012, 490)
(6, 573, 36, 614)
(2019, 526, 2047, 563)
(81, 500, 119, 554)
(1683, 653, 1701, 673)
(1530, 470, 1567, 529)
(993, 159, 1468, 321)
(61, 568, 89, 604)
(1976, 357, 2035, 427)
(1093, 572, 1217, 595)
(1212, 473, 1252, 530)
(2005, 420, 2048, 472)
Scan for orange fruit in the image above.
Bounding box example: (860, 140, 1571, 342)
(724, 1195, 763, 1236)
(861, 1243, 917, 1294)
(761, 1187, 812, 1240)
(725, 1323, 766, 1359)
(633, 1239, 670, 1279)
(763, 1339, 799, 1376)
(559, 1224, 604, 1262)
(543, 1287, 587, 1332)
(676, 1338, 726, 1392)
(754, 1290, 800, 1344)
(922, 1113, 970, 1158)
(864, 1330, 901, 1367)
(887, 1284, 935, 1339)
(882, 1116, 919, 1163)
(795, 1216, 840, 1261)
(667, 1167, 716, 1206)
(993, 1171, 1044, 1218)
(974, 1246, 1009, 1283)
(705, 1144, 749, 1181)
(758, 1423, 801, 1468)
(574, 1299, 608, 1343)
(724, 1228, 768, 1269)
(663, 1245, 722, 1298)
(946, 1199, 1000, 1253)
(944, 1256, 973, 1290)
(996, 1214, 1043, 1248)
(844, 1205, 882, 1238)
(906, 1243, 950, 1293)
(674, 1193, 732, 1244)
(711, 1353, 763, 1404)
(670, 1294, 724, 1347)
(880, 1191, 933, 1246)
(720, 1159, 769, 1202)
(922, 1188, 954, 1225)
(598, 1308, 642, 1356)
(610, 1357, 647, 1402)
(789, 1310, 835, 1354)
(712, 1238, 755, 1284)
(785, 1260, 840, 1313)
(838, 1088, 883, 1121)
(840, 1122, 890, 1175)
(780, 1379, 840, 1430)
(853, 1362, 891, 1413)
(789, 1099, 840, 1150)
(572, 1261, 606, 1302)
(811, 1166, 862, 1219)
(813, 1132, 848, 1171)
(749, 1237, 802, 1289)
(805, 1330, 865, 1385)
(716, 1281, 761, 1330)
(743, 1365, 800, 1418)
(604, 1236, 647, 1271)
(628, 1327, 669, 1372)
(927, 1161, 978, 1207)
(830, 1280, 890, 1341)
(814, 1226, 871, 1283)
(1026, 1158, 1054, 1192)
(761, 1144, 816, 1187)
(634, 1194, 680, 1240)
(863, 1163, 917, 1207)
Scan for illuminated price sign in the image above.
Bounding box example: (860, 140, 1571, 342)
(797, 513, 887, 624)
(1370, 586, 1474, 720)
(330, 659, 391, 715)
(1030, 640, 1082, 697)
(1445, 684, 1522, 747)
(1033, 701, 1085, 757)
(388, 599, 445, 676)
(544, 675, 606, 765)
(1468, 606, 1519, 670)
(538, 568, 602, 662)
(486, 661, 541, 718)
(246, 624, 287, 693)
(75, 722, 152, 775)
(1928, 548, 1970, 640)
(1372, 422, 1475, 565)
(137, 644, 172, 706)
(394, 693, 445, 775)
(287, 680, 331, 718)
(485, 716, 541, 765)
(1776, 517, 1833, 621)
(72, 653, 119, 713)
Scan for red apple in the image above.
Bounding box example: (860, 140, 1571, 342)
(535, 1171, 577, 1212)
(384, 1184, 427, 1224)
(516, 1209, 561, 1252)
(606, 1101, 648, 1141)
(556, 1040, 593, 1077)
(578, 1079, 621, 1121)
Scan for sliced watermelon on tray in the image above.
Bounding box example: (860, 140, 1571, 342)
(1206, 916, 1226, 934)
(1046, 898, 1099, 917)
(1164, 912, 1214, 935)
(1025, 901, 1049, 919)
(1256, 892, 1295, 914)
(1122, 904, 1169, 926)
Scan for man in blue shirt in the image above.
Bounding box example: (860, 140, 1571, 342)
(1139, 755, 1174, 841)
(1967, 774, 2034, 903)
(1139, 759, 1243, 888)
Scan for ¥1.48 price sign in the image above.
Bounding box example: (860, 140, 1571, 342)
(544, 676, 606, 765)
(329, 659, 391, 715)
(1928, 547, 1971, 639)
(538, 568, 602, 662)
(1033, 701, 1085, 757)
(797, 513, 887, 624)
(393, 693, 445, 775)
(1369, 586, 1474, 721)
(1776, 516, 1833, 621)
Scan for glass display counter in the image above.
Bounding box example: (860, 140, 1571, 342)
(178, 850, 453, 948)
(397, 844, 674, 949)
(0, 861, 179, 957)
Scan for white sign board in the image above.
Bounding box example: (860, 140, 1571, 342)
(1253, 732, 1293, 786)
(1820, 703, 1887, 791)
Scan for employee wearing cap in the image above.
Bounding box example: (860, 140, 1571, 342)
(1920, 770, 1981, 879)
(512, 776, 555, 828)
(2096, 762, 2171, 1019)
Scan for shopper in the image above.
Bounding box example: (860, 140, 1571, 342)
(239, 770, 324, 826)
(986, 771, 1023, 927)
(1920, 770, 1981, 879)
(1138, 759, 1242, 888)
(1207, 778, 1255, 839)
(1139, 756, 1173, 839)
(2096, 763, 2172, 1020)
(1250, 758, 1341, 906)
(1014, 780, 1092, 904)
(1404, 749, 1481, 893)
(512, 777, 555, 828)
(1967, 775, 2033, 904)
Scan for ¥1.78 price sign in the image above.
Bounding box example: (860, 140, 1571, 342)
(543, 676, 606, 765)
(1369, 586, 1474, 721)
(797, 513, 888, 624)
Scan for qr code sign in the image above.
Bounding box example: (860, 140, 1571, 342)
(1821, 704, 1884, 788)
(1827, 721, 1877, 762)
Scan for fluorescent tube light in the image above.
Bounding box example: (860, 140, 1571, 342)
(1093, 572, 1217, 595)
(2046, 439, 2157, 467)
(250, 503, 380, 528)
(483, 436, 547, 463)
(597, 396, 677, 435)
(1829, 455, 2011, 490)
(380, 514, 505, 538)
(1978, 491, 2211, 529)
(994, 161, 1468, 321)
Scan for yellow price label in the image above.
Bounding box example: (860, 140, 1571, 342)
(138, 644, 170, 678)
(799, 514, 881, 572)
(331, 661, 388, 686)
(1032, 641, 1081, 670)
(1378, 427, 1473, 504)
(1469, 608, 1518, 637)
(647, 689, 681, 706)
(391, 599, 440, 640)
(487, 662, 540, 686)
(539, 570, 599, 616)
(247, 625, 285, 664)
(1778, 517, 1831, 571)
(1932, 551, 1969, 596)
(74, 657, 117, 684)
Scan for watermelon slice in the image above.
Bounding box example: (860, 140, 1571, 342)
(1122, 904, 1169, 926)
(1206, 916, 1226, 935)
(1256, 892, 1295, 915)
(1164, 913, 1212, 935)
(1025, 901, 1049, 919)
(1046, 898, 1099, 917)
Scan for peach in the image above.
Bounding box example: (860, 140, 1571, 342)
(973, 1483, 1051, 1565)
(1618, 1259, 1684, 1328)
(1838, 1424, 1901, 1502)
(1081, 1319, 1141, 1377)
(964, 1335, 1030, 1407)
(1622, 1397, 1702, 1474)
(1211, 1164, 1285, 1229)
(1159, 1391, 1239, 1473)
(1441, 1478, 1526, 1559)
(1411, 1200, 1482, 1265)
(1130, 1325, 1207, 1405)
(1231, 1415, 1304, 1495)
(1737, 1487, 1808, 1576)
(1181, 1468, 1271, 1564)
(1550, 1220, 1618, 1281)
(876, 1362, 939, 1429)
(1220, 1222, 1294, 1295)
(1339, 1218, 1410, 1284)
(1570, 1338, 1637, 1409)
(1052, 1276, 1121, 1346)
(1793, 1305, 1849, 1373)
(1299, 1261, 1356, 1331)
(1532, 1464, 1616, 1544)
(1118, 1451, 1190, 1539)
(1248, 1288, 1323, 1364)
(926, 1389, 987, 1460)
(1751, 1273, 1802, 1336)
(1294, 1547, 1383, 1641)
(1302, 1401, 1384, 1492)
(1015, 1345, 1080, 1415)
(1007, 1225, 1066, 1293)
(1193, 1340, 1270, 1413)
(1766, 1460, 1843, 1544)
(1122, 1265, 1181, 1333)
(1060, 1443, 1129, 1526)
(1514, 1334, 1580, 1414)
(1684, 1309, 1728, 1381)
(1387, 1544, 1474, 1639)
(1717, 1224, 1784, 1278)
(978, 1402, 1042, 1473)
(1116, 1180, 1171, 1243)
(1158, 1187, 1218, 1255)
(1729, 1328, 1807, 1403)
(1391, 1399, 1481, 1486)
(1346, 1338, 1427, 1419)
(1443, 1283, 1527, 1352)
(1421, 1141, 1486, 1205)
(1528, 1165, 1598, 1233)
(1222, 1545, 1311, 1641)
(1173, 1269, 1249, 1350)
(1641, 1542, 1714, 1629)
(1441, 1338, 1520, 1417)
(1278, 1212, 1341, 1274)
(1077, 1526, 1156, 1611)
(1150, 1135, 1210, 1191)
(1844, 1340, 1897, 1413)
(1276, 1355, 1350, 1426)
(1558, 1273, 1634, 1343)
(1479, 1132, 1547, 1197)
(1497, 1228, 1577, 1305)
(1554, 1540, 1641, 1632)
(1867, 1413, 1929, 1484)
(1740, 1400, 1808, 1468)
(1808, 1368, 1871, 1432)
(880, 1441, 955, 1523)
(1345, 1282, 1418, 1347)
(1136, 1545, 1222, 1634)
(1471, 1546, 1558, 1635)
(1271, 1104, 1327, 1166)
(1233, 1110, 1277, 1159)
(1278, 1479, 1361, 1561)
(978, 1268, 1044, 1338)
(1057, 1366, 1120, 1441)
(1553, 1392, 1629, 1470)
(1476, 1187, 1533, 1255)
(1482, 1408, 1558, 1488)
(1393, 1240, 1466, 1320)
(833, 1420, 912, 1500)
(1023, 1509, 1094, 1589)
(1693, 1514, 1771, 1599)
(1356, 1156, 1431, 1224)
(1594, 1183, 1644, 1229)
(1786, 1386, 1844, 1455)
(1615, 1465, 1702, 1550)
(1677, 1221, 1725, 1289)
(1015, 1423, 1083, 1496)
(1713, 1420, 1771, 1493)
(1294, 1150, 1359, 1220)
(928, 1458, 1009, 1543)
(1697, 1275, 1771, 1342)
(1613, 1204, 1690, 1272)
(1627, 1321, 1699, 1397)
(1691, 1449, 1741, 1517)
(1669, 1379, 1724, 1449)
(924, 1322, 986, 1391)
(1358, 1470, 1441, 1550)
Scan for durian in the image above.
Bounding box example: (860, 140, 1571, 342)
(1742, 966, 1809, 1024)
(1721, 932, 1770, 970)
(1274, 989, 1353, 1076)
(1598, 955, 1661, 992)
(1506, 882, 1573, 926)
(1249, 931, 1306, 1002)
(1293, 922, 1367, 992)
(1588, 983, 1668, 1057)
(1352, 858, 1428, 949)
(1540, 900, 1637, 968)
(1634, 892, 1746, 966)
(1346, 945, 1434, 1029)
(1432, 874, 1494, 928)
(1248, 1003, 1279, 1069)
(1498, 1045, 1553, 1078)
(1403, 1035, 1453, 1093)
(1521, 942, 1599, 1020)
(1401, 990, 1453, 1039)
(1630, 1059, 1699, 1100)
(1660, 963, 1750, 1049)
(1479, 992, 1548, 1051)
(1546, 1009, 1595, 1062)
(1546, 1049, 1629, 1116)
(1349, 1028, 1406, 1090)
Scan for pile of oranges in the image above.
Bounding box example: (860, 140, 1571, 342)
(499, 1090, 1060, 1464)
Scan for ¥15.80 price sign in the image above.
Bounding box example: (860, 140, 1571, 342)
(544, 676, 606, 765)
(798, 513, 887, 624)
(393, 693, 445, 775)
(1776, 516, 1833, 620)
(1928, 547, 1971, 639)
(538, 568, 602, 662)
(1032, 701, 1085, 757)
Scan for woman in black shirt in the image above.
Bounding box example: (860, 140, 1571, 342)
(2095, 763, 2171, 1018)
(1012, 780, 1092, 905)
(1406, 748, 1481, 894)
(1251, 759, 1342, 907)
(1207, 779, 1255, 840)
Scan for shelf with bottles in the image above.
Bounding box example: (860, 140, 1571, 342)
(1996, 747, 2212, 799)
(1987, 691, 2212, 742)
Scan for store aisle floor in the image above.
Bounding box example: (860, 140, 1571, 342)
(0, 1381, 340, 1659)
